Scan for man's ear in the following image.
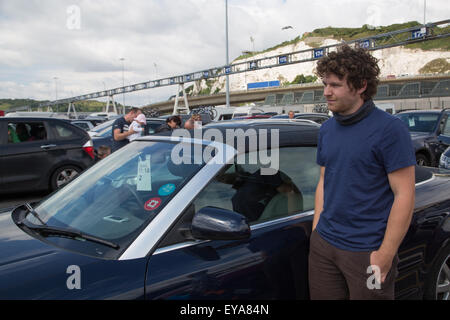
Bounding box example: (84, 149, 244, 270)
(357, 80, 368, 95)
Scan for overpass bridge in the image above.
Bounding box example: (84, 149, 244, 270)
(14, 19, 450, 115)
(143, 74, 450, 114)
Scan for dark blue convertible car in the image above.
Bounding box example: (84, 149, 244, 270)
(0, 119, 449, 300)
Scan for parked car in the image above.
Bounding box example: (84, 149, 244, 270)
(272, 113, 331, 124)
(439, 146, 450, 169)
(91, 118, 166, 153)
(0, 117, 95, 193)
(0, 120, 448, 300)
(88, 119, 116, 137)
(395, 109, 450, 166)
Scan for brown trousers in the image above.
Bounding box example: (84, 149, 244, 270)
(308, 229, 398, 300)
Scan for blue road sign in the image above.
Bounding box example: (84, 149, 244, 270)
(360, 39, 371, 49)
(225, 66, 231, 74)
(247, 80, 280, 90)
(412, 28, 426, 39)
(313, 48, 324, 59)
(279, 55, 288, 64)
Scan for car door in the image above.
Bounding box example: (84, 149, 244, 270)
(0, 119, 55, 193)
(145, 146, 320, 299)
(438, 112, 450, 146)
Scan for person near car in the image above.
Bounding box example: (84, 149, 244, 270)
(128, 113, 147, 142)
(309, 44, 416, 300)
(191, 114, 203, 129)
(95, 145, 111, 162)
(155, 115, 181, 133)
(184, 119, 195, 130)
(111, 107, 141, 152)
(288, 110, 295, 119)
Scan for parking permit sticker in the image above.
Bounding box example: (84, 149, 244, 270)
(158, 183, 176, 196)
(144, 197, 162, 211)
(137, 155, 152, 191)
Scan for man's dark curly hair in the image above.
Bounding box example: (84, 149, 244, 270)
(315, 45, 380, 101)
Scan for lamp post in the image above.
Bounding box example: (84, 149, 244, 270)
(153, 62, 158, 79)
(119, 57, 125, 114)
(225, 0, 230, 108)
(53, 77, 58, 112)
(53, 77, 58, 100)
(423, 0, 426, 25)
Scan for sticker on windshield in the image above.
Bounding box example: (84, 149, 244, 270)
(408, 118, 415, 127)
(158, 183, 176, 196)
(137, 155, 152, 191)
(144, 197, 162, 211)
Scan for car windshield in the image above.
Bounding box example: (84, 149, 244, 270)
(395, 113, 440, 133)
(32, 140, 210, 258)
(90, 119, 115, 133)
(97, 125, 113, 137)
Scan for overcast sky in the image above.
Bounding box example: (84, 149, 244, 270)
(0, 0, 448, 107)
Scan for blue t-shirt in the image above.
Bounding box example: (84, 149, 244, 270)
(316, 107, 415, 251)
(111, 117, 130, 152)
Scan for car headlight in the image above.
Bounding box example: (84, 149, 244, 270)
(440, 154, 450, 169)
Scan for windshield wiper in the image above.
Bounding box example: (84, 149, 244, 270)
(30, 225, 120, 250)
(24, 202, 47, 226)
(17, 212, 120, 250)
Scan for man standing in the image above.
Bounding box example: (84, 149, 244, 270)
(309, 45, 416, 300)
(111, 107, 141, 152)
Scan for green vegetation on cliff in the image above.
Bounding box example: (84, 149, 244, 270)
(235, 21, 448, 61)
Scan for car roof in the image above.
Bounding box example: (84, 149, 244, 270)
(1, 117, 71, 122)
(175, 119, 321, 149)
(396, 110, 443, 114)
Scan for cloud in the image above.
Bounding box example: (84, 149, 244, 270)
(0, 0, 448, 106)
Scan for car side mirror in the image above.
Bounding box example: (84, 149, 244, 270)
(191, 207, 251, 241)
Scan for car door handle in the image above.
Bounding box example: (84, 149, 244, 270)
(40, 144, 57, 150)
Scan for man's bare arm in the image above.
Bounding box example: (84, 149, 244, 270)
(312, 166, 325, 231)
(113, 128, 135, 141)
(371, 165, 415, 281)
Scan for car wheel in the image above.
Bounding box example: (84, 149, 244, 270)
(424, 245, 450, 300)
(416, 153, 430, 167)
(50, 165, 81, 190)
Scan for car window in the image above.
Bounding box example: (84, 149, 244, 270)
(33, 141, 210, 259)
(73, 122, 90, 130)
(97, 125, 113, 137)
(146, 122, 163, 135)
(440, 115, 450, 136)
(53, 123, 80, 139)
(7, 122, 47, 143)
(396, 113, 440, 133)
(158, 146, 319, 248)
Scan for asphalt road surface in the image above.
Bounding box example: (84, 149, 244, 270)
(0, 191, 50, 213)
